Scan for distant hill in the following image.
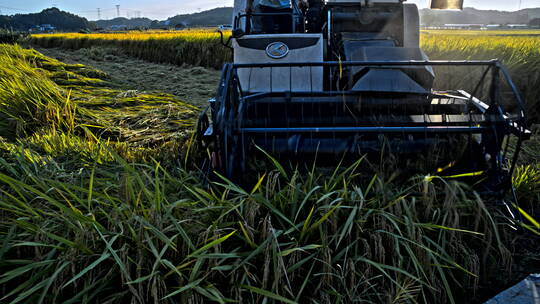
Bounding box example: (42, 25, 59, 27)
(0, 8, 90, 31)
(167, 7, 540, 28)
(95, 17, 152, 29)
(420, 7, 540, 26)
(90, 8, 234, 29)
(167, 7, 234, 27)
(169, 7, 540, 28)
(1, 6, 540, 32)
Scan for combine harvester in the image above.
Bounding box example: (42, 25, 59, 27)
(198, 0, 531, 198)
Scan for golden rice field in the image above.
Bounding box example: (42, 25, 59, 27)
(421, 30, 540, 64)
(31, 30, 230, 68)
(30, 29, 540, 68)
(32, 29, 223, 42)
(31, 29, 540, 62)
(30, 29, 540, 118)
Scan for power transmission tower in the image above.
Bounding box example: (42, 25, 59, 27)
(116, 5, 120, 17)
(97, 8, 101, 20)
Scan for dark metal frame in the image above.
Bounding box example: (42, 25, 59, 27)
(202, 60, 531, 197)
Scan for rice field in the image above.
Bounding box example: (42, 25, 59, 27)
(30, 30, 540, 118)
(30, 30, 230, 69)
(421, 30, 540, 63)
(0, 30, 538, 303)
(0, 44, 198, 162)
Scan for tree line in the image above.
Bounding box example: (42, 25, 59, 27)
(0, 8, 91, 32)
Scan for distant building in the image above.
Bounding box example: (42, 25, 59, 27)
(423, 23, 531, 31)
(486, 24, 501, 30)
(218, 24, 233, 31)
(442, 24, 484, 30)
(29, 24, 56, 33)
(506, 24, 529, 29)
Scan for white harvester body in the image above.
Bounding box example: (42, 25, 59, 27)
(232, 0, 430, 93)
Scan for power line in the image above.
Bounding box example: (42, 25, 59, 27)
(2, 3, 225, 20)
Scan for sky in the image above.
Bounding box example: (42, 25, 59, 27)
(0, 0, 539, 20)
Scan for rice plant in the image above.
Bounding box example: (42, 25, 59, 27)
(0, 145, 516, 304)
(0, 36, 537, 303)
(0, 43, 198, 163)
(0, 44, 70, 138)
(30, 30, 232, 69)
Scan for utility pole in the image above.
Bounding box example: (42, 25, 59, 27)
(97, 8, 101, 20)
(116, 5, 120, 17)
(519, 0, 522, 10)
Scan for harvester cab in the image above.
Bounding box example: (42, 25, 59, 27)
(198, 0, 531, 197)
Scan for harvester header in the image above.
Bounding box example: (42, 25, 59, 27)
(198, 0, 530, 200)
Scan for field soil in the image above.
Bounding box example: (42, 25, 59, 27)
(34, 46, 221, 108)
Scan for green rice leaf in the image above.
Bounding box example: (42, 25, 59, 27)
(187, 230, 236, 259)
(62, 253, 111, 288)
